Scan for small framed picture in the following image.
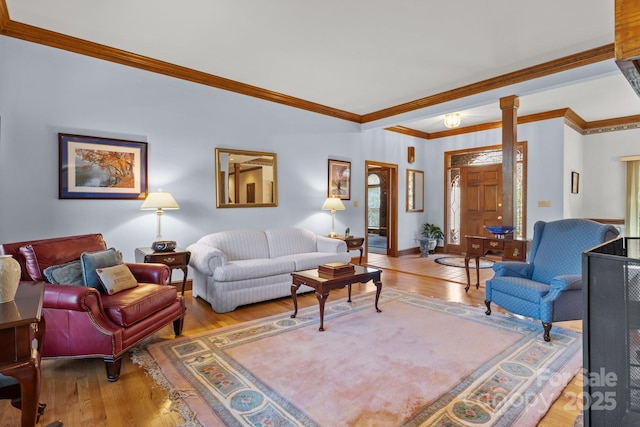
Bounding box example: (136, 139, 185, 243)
(328, 159, 351, 200)
(571, 171, 579, 194)
(59, 133, 148, 199)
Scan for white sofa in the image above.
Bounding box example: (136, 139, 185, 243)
(187, 227, 351, 312)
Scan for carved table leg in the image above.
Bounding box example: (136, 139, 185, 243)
(474, 256, 480, 289)
(374, 279, 383, 313)
(347, 284, 352, 302)
(316, 291, 329, 331)
(290, 282, 301, 319)
(6, 361, 40, 427)
(464, 256, 471, 292)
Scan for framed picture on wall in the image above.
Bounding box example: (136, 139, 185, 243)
(328, 159, 351, 200)
(571, 171, 579, 194)
(59, 133, 148, 199)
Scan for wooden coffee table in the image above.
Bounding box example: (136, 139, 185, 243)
(290, 265, 382, 331)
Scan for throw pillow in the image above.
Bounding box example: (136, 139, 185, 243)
(18, 234, 107, 281)
(43, 260, 84, 286)
(81, 248, 123, 292)
(96, 264, 138, 295)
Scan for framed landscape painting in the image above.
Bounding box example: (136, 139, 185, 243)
(328, 159, 351, 200)
(59, 133, 148, 199)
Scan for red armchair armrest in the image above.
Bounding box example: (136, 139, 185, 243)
(42, 284, 120, 331)
(126, 262, 170, 284)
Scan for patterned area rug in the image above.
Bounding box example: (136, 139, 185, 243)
(435, 256, 495, 269)
(132, 290, 581, 426)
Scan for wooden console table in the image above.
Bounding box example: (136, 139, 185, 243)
(464, 236, 528, 292)
(0, 281, 45, 427)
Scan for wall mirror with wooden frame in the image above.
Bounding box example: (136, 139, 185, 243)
(215, 148, 278, 208)
(406, 169, 424, 212)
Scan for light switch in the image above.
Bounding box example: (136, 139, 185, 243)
(538, 200, 551, 207)
(353, 200, 359, 207)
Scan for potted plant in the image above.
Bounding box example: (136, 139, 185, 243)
(422, 223, 444, 254)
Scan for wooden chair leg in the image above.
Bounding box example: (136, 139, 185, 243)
(542, 322, 552, 342)
(173, 316, 184, 336)
(105, 357, 122, 382)
(484, 300, 492, 315)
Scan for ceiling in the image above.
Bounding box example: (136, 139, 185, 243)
(4, 0, 640, 134)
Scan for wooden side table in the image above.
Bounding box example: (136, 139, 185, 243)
(464, 236, 528, 292)
(135, 248, 191, 295)
(333, 236, 364, 264)
(0, 281, 45, 427)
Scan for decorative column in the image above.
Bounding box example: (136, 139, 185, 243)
(500, 95, 519, 227)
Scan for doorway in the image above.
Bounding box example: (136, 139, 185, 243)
(365, 161, 398, 258)
(445, 143, 527, 254)
(461, 164, 503, 237)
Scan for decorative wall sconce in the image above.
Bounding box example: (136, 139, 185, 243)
(408, 146, 415, 163)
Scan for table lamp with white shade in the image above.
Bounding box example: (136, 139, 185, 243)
(321, 196, 345, 238)
(140, 190, 180, 251)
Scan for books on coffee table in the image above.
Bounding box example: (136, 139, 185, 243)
(318, 262, 354, 277)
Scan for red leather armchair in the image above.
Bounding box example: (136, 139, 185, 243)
(0, 233, 186, 382)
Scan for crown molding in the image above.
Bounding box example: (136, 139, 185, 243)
(0, 5, 633, 135)
(0, 17, 362, 123)
(384, 126, 431, 139)
(0, 0, 9, 31)
(387, 108, 640, 140)
(582, 114, 640, 134)
(362, 44, 615, 124)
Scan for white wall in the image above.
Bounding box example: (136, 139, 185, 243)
(0, 37, 363, 255)
(582, 127, 640, 235)
(0, 36, 430, 263)
(563, 125, 584, 217)
(0, 35, 635, 268)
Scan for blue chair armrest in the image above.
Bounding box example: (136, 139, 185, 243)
(493, 261, 532, 278)
(549, 274, 583, 292)
(541, 274, 583, 306)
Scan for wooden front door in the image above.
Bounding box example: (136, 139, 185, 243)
(461, 164, 503, 238)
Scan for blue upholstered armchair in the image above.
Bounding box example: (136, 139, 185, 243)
(485, 218, 619, 341)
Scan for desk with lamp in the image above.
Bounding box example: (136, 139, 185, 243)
(321, 196, 364, 264)
(135, 190, 190, 295)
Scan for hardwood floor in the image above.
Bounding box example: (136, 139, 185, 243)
(0, 253, 582, 426)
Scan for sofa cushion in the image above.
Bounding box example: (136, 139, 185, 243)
(19, 234, 107, 281)
(81, 248, 123, 292)
(213, 258, 295, 282)
(199, 229, 270, 261)
(43, 260, 84, 286)
(96, 264, 139, 295)
(281, 252, 352, 272)
(265, 227, 317, 258)
(100, 283, 177, 327)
